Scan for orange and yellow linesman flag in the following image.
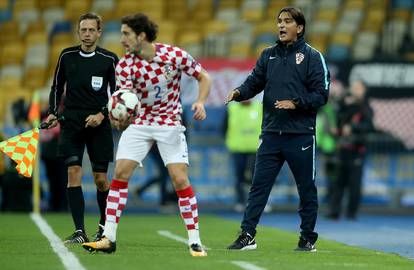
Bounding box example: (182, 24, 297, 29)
(0, 128, 39, 177)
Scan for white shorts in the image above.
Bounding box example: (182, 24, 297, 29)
(116, 125, 189, 166)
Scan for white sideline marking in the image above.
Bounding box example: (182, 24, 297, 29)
(157, 230, 210, 249)
(157, 230, 188, 245)
(30, 213, 86, 270)
(158, 230, 266, 270)
(231, 261, 267, 270)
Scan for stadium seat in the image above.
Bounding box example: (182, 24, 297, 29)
(254, 20, 276, 37)
(229, 43, 252, 58)
(392, 0, 413, 9)
(0, 65, 23, 80)
(241, 0, 265, 22)
(64, 0, 91, 21)
(0, 0, 8, 9)
(24, 68, 47, 90)
(25, 44, 49, 69)
(38, 0, 63, 10)
(102, 32, 121, 45)
(0, 21, 21, 43)
(327, 45, 350, 61)
(317, 0, 341, 9)
(1, 42, 26, 66)
(0, 7, 12, 24)
(166, 0, 188, 22)
(307, 33, 328, 53)
(203, 21, 230, 57)
(102, 43, 124, 59)
(140, 1, 166, 22)
(191, 0, 214, 22)
(12, 0, 37, 17)
(315, 9, 338, 22)
(155, 20, 178, 44)
(50, 21, 72, 37)
(42, 7, 65, 30)
(91, 0, 114, 13)
(309, 20, 334, 34)
(114, 0, 141, 19)
(266, 0, 290, 20)
(16, 9, 40, 35)
(177, 32, 203, 57)
(353, 43, 376, 60)
(91, 0, 115, 21)
(25, 31, 48, 45)
(331, 32, 353, 46)
(344, 0, 365, 9)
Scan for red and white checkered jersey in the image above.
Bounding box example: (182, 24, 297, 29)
(115, 43, 202, 126)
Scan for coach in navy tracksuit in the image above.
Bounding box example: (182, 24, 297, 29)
(227, 7, 330, 252)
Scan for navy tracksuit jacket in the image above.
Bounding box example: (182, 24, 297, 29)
(235, 36, 330, 243)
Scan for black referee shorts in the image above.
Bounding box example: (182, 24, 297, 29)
(58, 109, 113, 164)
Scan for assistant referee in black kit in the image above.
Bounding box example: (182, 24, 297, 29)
(46, 13, 119, 244)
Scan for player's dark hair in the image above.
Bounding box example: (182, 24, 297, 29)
(121, 13, 158, 42)
(78, 12, 102, 30)
(278, 7, 306, 37)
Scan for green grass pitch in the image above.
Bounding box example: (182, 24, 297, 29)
(0, 213, 413, 270)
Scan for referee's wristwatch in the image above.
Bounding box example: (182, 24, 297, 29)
(101, 106, 109, 117)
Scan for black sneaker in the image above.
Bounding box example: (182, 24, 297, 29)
(82, 236, 116, 254)
(92, 224, 104, 242)
(64, 230, 89, 244)
(227, 231, 257, 250)
(294, 236, 317, 252)
(189, 243, 207, 257)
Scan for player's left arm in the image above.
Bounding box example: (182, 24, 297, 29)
(192, 68, 211, 121)
(177, 47, 211, 121)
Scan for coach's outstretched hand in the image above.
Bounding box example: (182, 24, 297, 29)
(191, 102, 206, 121)
(225, 89, 240, 105)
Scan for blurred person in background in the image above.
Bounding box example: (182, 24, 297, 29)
(326, 80, 374, 221)
(316, 92, 339, 204)
(226, 7, 330, 252)
(45, 13, 119, 243)
(225, 100, 262, 212)
(82, 13, 211, 256)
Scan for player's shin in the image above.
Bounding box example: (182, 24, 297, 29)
(103, 179, 128, 242)
(176, 185, 201, 245)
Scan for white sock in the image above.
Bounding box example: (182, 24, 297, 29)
(188, 229, 201, 246)
(103, 221, 118, 242)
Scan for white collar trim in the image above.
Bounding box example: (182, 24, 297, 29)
(79, 51, 95, 57)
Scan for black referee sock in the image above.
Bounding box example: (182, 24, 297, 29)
(67, 186, 85, 232)
(97, 189, 109, 226)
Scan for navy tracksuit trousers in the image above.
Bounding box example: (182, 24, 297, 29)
(241, 132, 319, 243)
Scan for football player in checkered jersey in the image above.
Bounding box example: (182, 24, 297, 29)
(83, 13, 211, 256)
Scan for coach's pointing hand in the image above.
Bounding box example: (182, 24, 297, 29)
(225, 89, 240, 105)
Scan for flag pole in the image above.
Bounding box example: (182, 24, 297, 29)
(29, 90, 41, 213)
(33, 143, 40, 213)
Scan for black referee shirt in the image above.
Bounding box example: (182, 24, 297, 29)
(49, 45, 119, 115)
